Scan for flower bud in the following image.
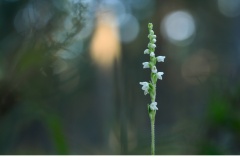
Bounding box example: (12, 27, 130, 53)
(150, 52, 155, 57)
(148, 23, 153, 29)
(152, 66, 157, 73)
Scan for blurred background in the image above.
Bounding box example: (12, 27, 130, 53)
(0, 0, 240, 155)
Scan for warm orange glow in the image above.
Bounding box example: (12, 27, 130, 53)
(90, 11, 121, 69)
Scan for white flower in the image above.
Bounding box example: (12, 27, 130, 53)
(142, 62, 150, 68)
(139, 82, 149, 95)
(150, 30, 154, 35)
(156, 56, 165, 62)
(151, 44, 156, 48)
(144, 49, 149, 54)
(152, 66, 157, 73)
(148, 43, 156, 49)
(152, 39, 156, 43)
(157, 72, 164, 80)
(150, 102, 158, 110)
(150, 52, 155, 57)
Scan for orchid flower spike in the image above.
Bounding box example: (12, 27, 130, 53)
(139, 22, 166, 155)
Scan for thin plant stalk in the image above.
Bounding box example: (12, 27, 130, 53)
(139, 23, 166, 155)
(150, 113, 155, 155)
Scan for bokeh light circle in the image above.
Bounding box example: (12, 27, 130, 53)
(218, 0, 240, 17)
(161, 10, 195, 46)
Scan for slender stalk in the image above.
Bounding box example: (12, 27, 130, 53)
(150, 116, 155, 155)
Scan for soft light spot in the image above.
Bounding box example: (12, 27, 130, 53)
(161, 10, 195, 46)
(119, 14, 140, 43)
(218, 0, 240, 17)
(14, 0, 52, 34)
(90, 11, 121, 69)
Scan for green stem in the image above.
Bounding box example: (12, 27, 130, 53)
(150, 115, 155, 155)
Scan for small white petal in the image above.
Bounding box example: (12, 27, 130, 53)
(142, 62, 150, 68)
(156, 56, 165, 62)
(150, 52, 155, 57)
(157, 72, 164, 80)
(144, 49, 149, 54)
(152, 106, 158, 110)
(144, 90, 148, 95)
(152, 39, 156, 43)
(153, 35, 156, 39)
(152, 66, 157, 73)
(150, 102, 158, 110)
(139, 82, 148, 85)
(150, 30, 154, 35)
(151, 44, 156, 48)
(140, 83, 148, 90)
(142, 84, 148, 90)
(140, 82, 149, 95)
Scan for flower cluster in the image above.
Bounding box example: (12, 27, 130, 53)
(139, 23, 165, 111)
